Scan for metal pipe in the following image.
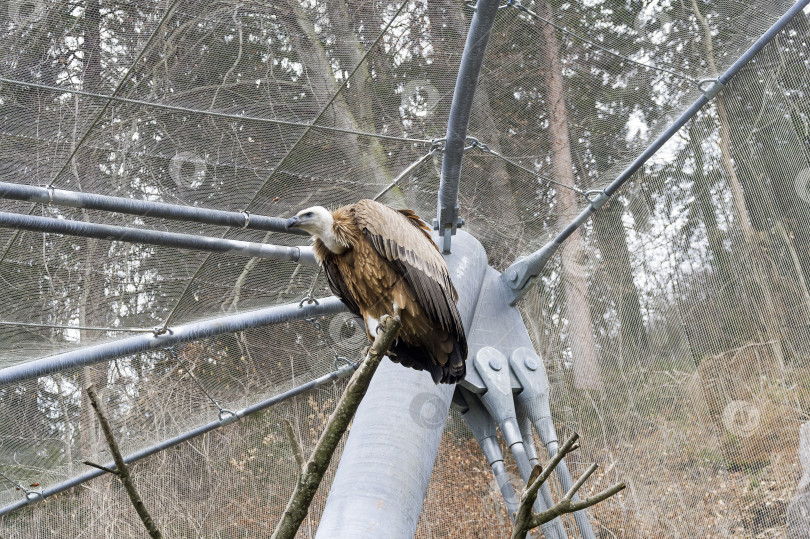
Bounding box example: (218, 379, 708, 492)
(0, 297, 346, 387)
(0, 211, 316, 265)
(502, 0, 810, 304)
(0, 181, 308, 236)
(455, 388, 522, 524)
(435, 0, 501, 253)
(315, 230, 489, 538)
(0, 361, 359, 517)
(473, 348, 565, 539)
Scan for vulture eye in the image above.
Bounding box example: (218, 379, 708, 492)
(304, 212, 313, 217)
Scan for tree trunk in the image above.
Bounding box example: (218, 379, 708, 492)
(283, 1, 390, 186)
(592, 199, 649, 362)
(536, 0, 602, 390)
(691, 0, 786, 367)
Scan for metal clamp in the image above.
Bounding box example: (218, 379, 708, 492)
(429, 138, 446, 153)
(25, 490, 45, 503)
(218, 409, 239, 426)
(241, 211, 251, 229)
(697, 78, 726, 100)
(584, 189, 610, 210)
(333, 356, 354, 371)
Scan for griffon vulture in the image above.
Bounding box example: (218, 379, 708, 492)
(286, 199, 467, 384)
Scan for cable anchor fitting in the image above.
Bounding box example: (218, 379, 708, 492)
(429, 138, 446, 153)
(218, 409, 239, 426)
(698, 78, 726, 100)
(584, 189, 610, 210)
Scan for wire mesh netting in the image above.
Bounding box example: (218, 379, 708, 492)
(1, 0, 809, 536)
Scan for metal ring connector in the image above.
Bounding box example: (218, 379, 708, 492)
(242, 211, 251, 229)
(218, 409, 239, 425)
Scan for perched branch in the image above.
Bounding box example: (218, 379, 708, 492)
(282, 418, 304, 472)
(271, 315, 402, 539)
(86, 384, 163, 539)
(511, 432, 625, 539)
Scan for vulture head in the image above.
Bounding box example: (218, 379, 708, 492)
(286, 206, 346, 254)
(286, 206, 332, 234)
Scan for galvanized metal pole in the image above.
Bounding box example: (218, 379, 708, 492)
(0, 181, 307, 236)
(435, 0, 501, 253)
(0, 211, 316, 264)
(0, 297, 346, 386)
(315, 231, 488, 538)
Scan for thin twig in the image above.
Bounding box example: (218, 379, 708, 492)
(86, 385, 164, 539)
(271, 315, 402, 539)
(511, 432, 625, 539)
(82, 460, 119, 476)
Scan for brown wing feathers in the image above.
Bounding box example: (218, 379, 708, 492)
(313, 199, 467, 383)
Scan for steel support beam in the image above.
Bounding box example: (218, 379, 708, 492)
(501, 0, 810, 304)
(435, 0, 500, 253)
(0, 181, 308, 236)
(0, 297, 346, 386)
(0, 211, 316, 265)
(315, 230, 488, 538)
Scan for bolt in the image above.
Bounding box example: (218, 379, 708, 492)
(508, 269, 518, 282)
(524, 356, 538, 371)
(489, 356, 503, 371)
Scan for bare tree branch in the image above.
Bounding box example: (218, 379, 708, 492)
(511, 432, 625, 539)
(86, 384, 163, 539)
(282, 418, 304, 473)
(271, 315, 402, 539)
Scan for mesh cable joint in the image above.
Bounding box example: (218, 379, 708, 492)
(698, 78, 726, 100)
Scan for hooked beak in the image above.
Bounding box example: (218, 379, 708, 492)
(285, 216, 300, 230)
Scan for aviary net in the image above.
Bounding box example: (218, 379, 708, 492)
(0, 0, 809, 536)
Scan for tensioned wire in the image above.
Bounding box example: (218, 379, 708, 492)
(505, 0, 697, 83)
(0, 77, 430, 145)
(0, 0, 185, 268)
(156, 0, 413, 333)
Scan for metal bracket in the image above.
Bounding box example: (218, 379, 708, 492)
(218, 409, 239, 426)
(510, 348, 596, 539)
(474, 347, 565, 539)
(584, 189, 610, 210)
(25, 490, 45, 503)
(698, 78, 726, 100)
(432, 207, 464, 254)
(501, 240, 560, 305)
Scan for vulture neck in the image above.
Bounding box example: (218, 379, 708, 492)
(316, 220, 348, 255)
